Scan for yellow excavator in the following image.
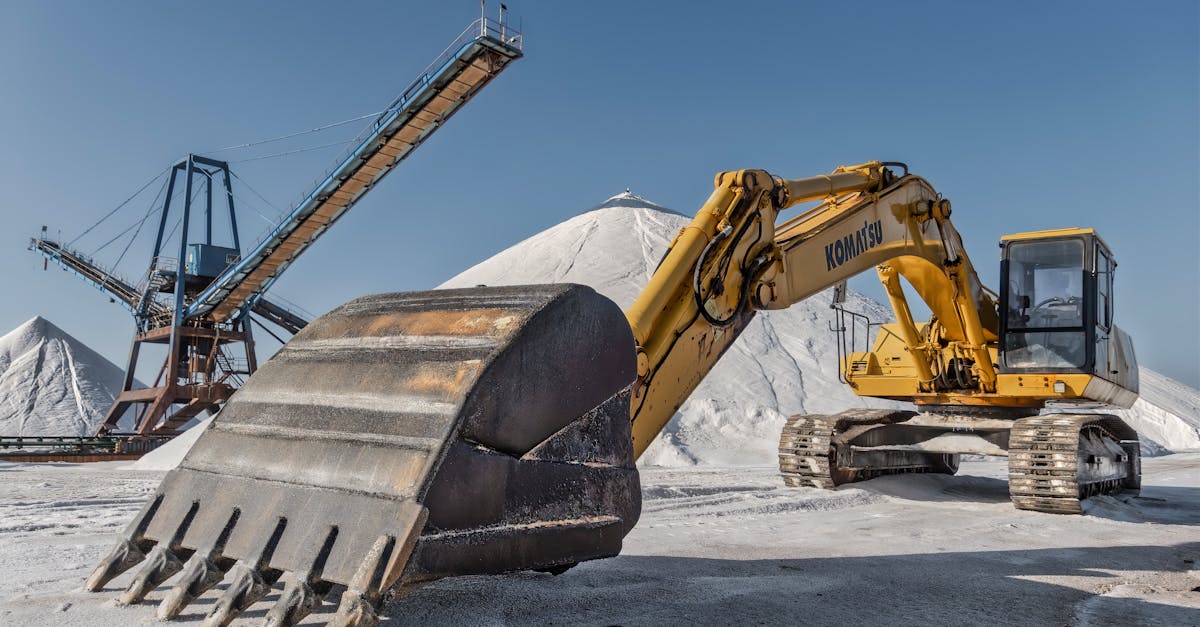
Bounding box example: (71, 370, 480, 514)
(85, 162, 1139, 626)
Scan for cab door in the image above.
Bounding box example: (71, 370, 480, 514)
(1094, 244, 1114, 379)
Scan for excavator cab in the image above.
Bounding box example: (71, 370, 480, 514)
(998, 228, 1137, 398)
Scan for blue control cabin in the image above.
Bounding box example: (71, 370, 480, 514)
(186, 244, 240, 280)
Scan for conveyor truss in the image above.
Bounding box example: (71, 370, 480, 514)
(17, 15, 523, 461)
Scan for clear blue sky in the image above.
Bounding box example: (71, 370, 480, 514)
(1, 1, 1197, 386)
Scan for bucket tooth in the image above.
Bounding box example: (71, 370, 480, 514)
(84, 494, 165, 591)
(327, 590, 379, 627)
(156, 552, 230, 620)
(329, 531, 420, 627)
(115, 497, 200, 605)
(84, 538, 148, 592)
(264, 525, 339, 627)
(157, 509, 241, 619)
(264, 574, 327, 627)
(117, 545, 184, 605)
(201, 561, 279, 627)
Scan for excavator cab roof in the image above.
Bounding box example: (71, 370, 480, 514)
(1000, 227, 1115, 270)
(1000, 226, 1097, 241)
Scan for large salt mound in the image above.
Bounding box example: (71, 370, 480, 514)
(0, 316, 132, 436)
(440, 192, 1200, 464)
(1114, 370, 1200, 453)
(440, 192, 901, 466)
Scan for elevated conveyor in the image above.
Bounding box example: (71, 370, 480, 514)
(30, 238, 165, 318)
(185, 19, 523, 325)
(23, 14, 523, 454)
(31, 238, 310, 334)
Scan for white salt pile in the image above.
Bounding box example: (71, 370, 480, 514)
(0, 316, 131, 436)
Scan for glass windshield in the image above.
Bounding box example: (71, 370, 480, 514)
(1006, 239, 1085, 329)
(1005, 330, 1087, 369)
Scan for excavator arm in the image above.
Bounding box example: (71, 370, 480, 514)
(625, 162, 1140, 515)
(625, 161, 999, 456)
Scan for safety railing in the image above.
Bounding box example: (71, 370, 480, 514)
(261, 292, 316, 322)
(279, 16, 523, 233)
(136, 256, 178, 290)
(828, 303, 882, 384)
(31, 237, 144, 310)
(185, 14, 522, 321)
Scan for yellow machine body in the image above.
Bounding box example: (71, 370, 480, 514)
(844, 228, 1138, 409)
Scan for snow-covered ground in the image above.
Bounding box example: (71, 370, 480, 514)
(0, 456, 1197, 625)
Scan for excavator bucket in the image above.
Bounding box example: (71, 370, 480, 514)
(85, 284, 641, 626)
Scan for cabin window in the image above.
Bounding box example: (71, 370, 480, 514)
(1003, 238, 1087, 369)
(1096, 246, 1112, 329)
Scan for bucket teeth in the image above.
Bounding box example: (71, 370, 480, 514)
(85, 494, 163, 592)
(264, 575, 325, 627)
(117, 545, 184, 605)
(156, 552, 228, 620)
(200, 561, 277, 627)
(84, 538, 147, 592)
(328, 534, 409, 627)
(157, 508, 241, 619)
(328, 589, 379, 627)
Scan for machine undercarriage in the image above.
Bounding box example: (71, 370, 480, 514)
(778, 408, 1141, 514)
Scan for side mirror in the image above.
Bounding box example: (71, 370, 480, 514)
(830, 280, 847, 308)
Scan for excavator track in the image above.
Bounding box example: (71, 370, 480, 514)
(778, 414, 841, 489)
(778, 409, 957, 489)
(1008, 413, 1140, 514)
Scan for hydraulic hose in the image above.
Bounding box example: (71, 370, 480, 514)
(693, 225, 740, 327)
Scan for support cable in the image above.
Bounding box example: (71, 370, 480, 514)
(250, 315, 287, 345)
(205, 111, 382, 153)
(67, 166, 171, 248)
(160, 184, 209, 249)
(229, 138, 357, 164)
(89, 175, 170, 258)
(228, 170, 282, 213)
(231, 192, 284, 228)
(108, 175, 170, 276)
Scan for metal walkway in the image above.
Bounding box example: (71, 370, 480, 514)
(0, 434, 170, 462)
(187, 18, 523, 324)
(22, 14, 522, 445)
(31, 238, 311, 335)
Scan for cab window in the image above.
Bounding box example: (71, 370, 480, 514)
(1096, 246, 1112, 329)
(1006, 239, 1085, 330)
(1003, 238, 1087, 369)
